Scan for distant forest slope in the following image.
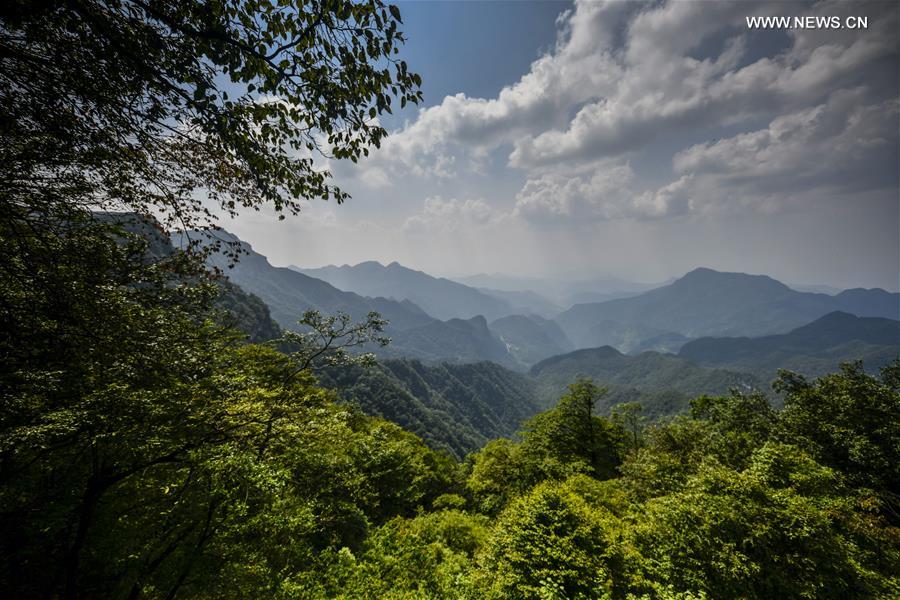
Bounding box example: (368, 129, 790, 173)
(680, 311, 900, 379)
(317, 359, 541, 458)
(104, 214, 282, 343)
(320, 346, 769, 457)
(530, 346, 762, 418)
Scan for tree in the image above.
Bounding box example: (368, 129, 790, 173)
(475, 476, 630, 600)
(1, 0, 422, 235)
(280, 309, 390, 373)
(629, 443, 899, 599)
(611, 401, 645, 453)
(466, 438, 524, 516)
(775, 361, 900, 518)
(689, 390, 775, 468)
(519, 380, 625, 483)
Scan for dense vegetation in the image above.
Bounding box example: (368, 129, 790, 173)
(530, 347, 762, 417)
(306, 368, 900, 599)
(319, 359, 542, 458)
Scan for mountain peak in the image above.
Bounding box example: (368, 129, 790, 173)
(674, 267, 790, 292)
(352, 260, 385, 269)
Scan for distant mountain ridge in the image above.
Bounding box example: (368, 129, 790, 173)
(452, 272, 659, 307)
(530, 346, 762, 417)
(192, 231, 532, 367)
(292, 261, 517, 321)
(679, 311, 900, 379)
(194, 232, 434, 333)
(557, 267, 899, 352)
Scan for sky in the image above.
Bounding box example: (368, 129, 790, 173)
(224, 0, 900, 291)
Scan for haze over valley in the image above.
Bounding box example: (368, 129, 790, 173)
(187, 225, 900, 453)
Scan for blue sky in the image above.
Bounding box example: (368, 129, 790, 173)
(226, 0, 899, 291)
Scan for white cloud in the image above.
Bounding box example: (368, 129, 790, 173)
(403, 196, 506, 233)
(513, 164, 641, 221)
(356, 0, 895, 185)
(512, 87, 898, 222)
(511, 0, 898, 169)
(667, 90, 899, 212)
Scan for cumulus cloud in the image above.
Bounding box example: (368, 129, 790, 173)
(513, 164, 641, 220)
(666, 90, 899, 212)
(510, 0, 898, 169)
(338, 0, 897, 229)
(403, 196, 506, 233)
(367, 0, 895, 178)
(514, 87, 898, 222)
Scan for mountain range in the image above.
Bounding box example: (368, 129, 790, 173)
(179, 228, 897, 439)
(679, 311, 900, 380)
(293, 261, 518, 321)
(557, 267, 899, 352)
(104, 216, 899, 458)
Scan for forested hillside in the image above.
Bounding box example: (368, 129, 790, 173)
(318, 359, 541, 457)
(530, 346, 762, 417)
(680, 311, 900, 379)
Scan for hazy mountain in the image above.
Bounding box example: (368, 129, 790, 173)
(191, 232, 434, 333)
(557, 267, 900, 351)
(789, 283, 843, 295)
(103, 214, 282, 343)
(293, 261, 515, 321)
(489, 314, 574, 367)
(452, 273, 659, 306)
(629, 332, 692, 354)
(830, 288, 900, 319)
(450, 273, 551, 293)
(384, 315, 518, 369)
(578, 320, 683, 354)
(476, 287, 562, 318)
(529, 346, 762, 418)
(679, 311, 900, 379)
(318, 359, 540, 458)
(187, 232, 533, 366)
(562, 290, 643, 306)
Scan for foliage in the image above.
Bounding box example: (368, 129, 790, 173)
(629, 443, 898, 599)
(0, 212, 456, 597)
(280, 309, 390, 371)
(775, 362, 900, 516)
(452, 368, 900, 600)
(474, 476, 630, 600)
(1, 0, 422, 235)
(518, 380, 625, 483)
